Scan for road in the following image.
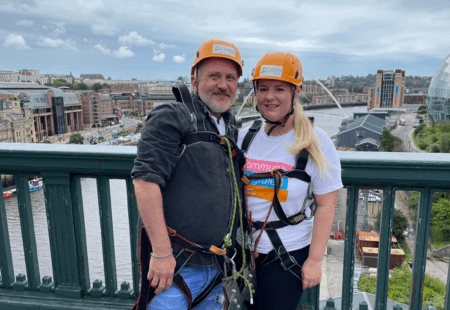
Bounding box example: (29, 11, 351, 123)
(391, 104, 422, 152)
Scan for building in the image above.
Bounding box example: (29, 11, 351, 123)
(312, 93, 367, 105)
(78, 91, 102, 128)
(140, 93, 176, 115)
(369, 69, 405, 109)
(355, 138, 380, 151)
(404, 94, 427, 105)
(0, 97, 36, 143)
(303, 83, 326, 94)
(0, 83, 83, 141)
(427, 53, 450, 122)
(336, 114, 386, 148)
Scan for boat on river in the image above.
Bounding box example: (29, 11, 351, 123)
(3, 191, 13, 199)
(29, 178, 43, 192)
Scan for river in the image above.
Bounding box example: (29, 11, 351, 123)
(4, 105, 367, 285)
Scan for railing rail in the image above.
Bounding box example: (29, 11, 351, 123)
(0, 144, 449, 310)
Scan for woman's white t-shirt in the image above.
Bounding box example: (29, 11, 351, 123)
(238, 125, 343, 254)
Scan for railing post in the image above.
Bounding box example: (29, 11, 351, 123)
(15, 173, 40, 289)
(324, 297, 336, 309)
(445, 259, 450, 310)
(375, 186, 395, 310)
(126, 177, 140, 297)
(342, 185, 359, 310)
(70, 176, 90, 293)
(0, 181, 14, 288)
(298, 284, 320, 309)
(97, 176, 117, 297)
(410, 188, 433, 310)
(42, 172, 82, 298)
(359, 301, 368, 310)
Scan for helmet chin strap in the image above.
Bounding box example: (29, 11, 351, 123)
(257, 85, 296, 137)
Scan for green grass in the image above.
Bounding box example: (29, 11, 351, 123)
(432, 239, 450, 250)
(398, 238, 413, 263)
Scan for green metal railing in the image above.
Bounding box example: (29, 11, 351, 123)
(0, 144, 449, 310)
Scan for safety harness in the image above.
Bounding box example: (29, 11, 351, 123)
(133, 84, 254, 310)
(240, 119, 316, 281)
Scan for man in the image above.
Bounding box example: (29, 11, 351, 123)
(131, 39, 244, 310)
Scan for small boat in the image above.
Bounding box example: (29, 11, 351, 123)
(29, 178, 43, 192)
(3, 191, 13, 199)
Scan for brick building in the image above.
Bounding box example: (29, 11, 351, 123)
(404, 94, 427, 105)
(312, 93, 367, 105)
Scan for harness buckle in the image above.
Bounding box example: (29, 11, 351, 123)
(280, 255, 298, 271)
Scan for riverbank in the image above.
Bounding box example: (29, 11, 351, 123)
(303, 101, 367, 111)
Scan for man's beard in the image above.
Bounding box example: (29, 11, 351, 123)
(199, 90, 234, 113)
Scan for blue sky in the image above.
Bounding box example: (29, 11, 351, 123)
(1, 0, 450, 81)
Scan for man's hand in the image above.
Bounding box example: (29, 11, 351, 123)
(148, 255, 176, 294)
(301, 257, 322, 290)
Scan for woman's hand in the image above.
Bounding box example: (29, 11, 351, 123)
(301, 257, 322, 290)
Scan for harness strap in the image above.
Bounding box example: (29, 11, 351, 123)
(168, 227, 227, 256)
(173, 84, 196, 114)
(244, 169, 310, 183)
(132, 227, 227, 310)
(182, 131, 221, 145)
(295, 149, 309, 171)
(251, 210, 308, 231)
(241, 120, 263, 154)
(264, 229, 302, 281)
(132, 227, 194, 310)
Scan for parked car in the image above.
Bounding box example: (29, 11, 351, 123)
(413, 124, 419, 128)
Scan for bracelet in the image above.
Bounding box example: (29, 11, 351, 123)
(150, 249, 173, 258)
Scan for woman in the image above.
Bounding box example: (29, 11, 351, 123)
(238, 52, 343, 309)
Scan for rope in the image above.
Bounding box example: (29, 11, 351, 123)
(220, 136, 253, 302)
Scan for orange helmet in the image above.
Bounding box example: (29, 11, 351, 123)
(191, 39, 243, 77)
(252, 52, 303, 87)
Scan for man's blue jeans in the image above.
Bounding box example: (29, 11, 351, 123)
(148, 267, 223, 310)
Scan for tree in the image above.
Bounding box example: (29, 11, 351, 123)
(408, 191, 450, 222)
(374, 209, 408, 240)
(102, 83, 111, 89)
(92, 83, 103, 91)
(360, 262, 446, 309)
(69, 133, 84, 144)
(51, 79, 69, 88)
(72, 83, 88, 90)
(177, 76, 183, 81)
(430, 198, 450, 240)
(380, 128, 402, 152)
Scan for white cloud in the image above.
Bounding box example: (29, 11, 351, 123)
(3, 34, 30, 50)
(37, 37, 77, 51)
(52, 22, 66, 37)
(153, 53, 165, 62)
(159, 42, 175, 49)
(94, 42, 134, 58)
(15, 20, 34, 26)
(118, 31, 154, 46)
(113, 46, 135, 58)
(94, 42, 111, 55)
(173, 54, 186, 63)
(83, 38, 88, 43)
(91, 23, 117, 36)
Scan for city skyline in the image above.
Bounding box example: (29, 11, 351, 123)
(1, 0, 450, 81)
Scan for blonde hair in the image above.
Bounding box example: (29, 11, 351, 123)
(285, 90, 329, 177)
